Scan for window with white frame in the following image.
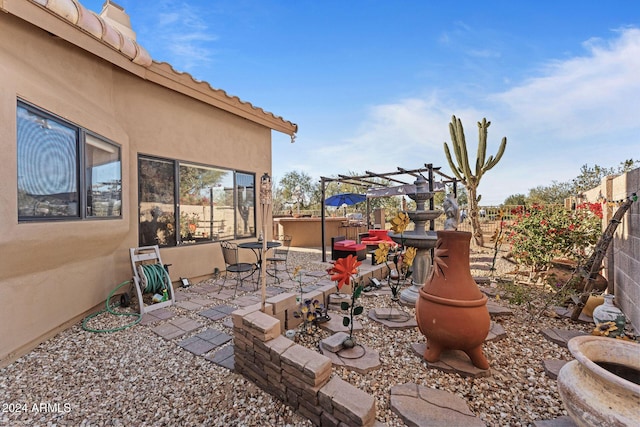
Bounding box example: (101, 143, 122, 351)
(17, 101, 122, 221)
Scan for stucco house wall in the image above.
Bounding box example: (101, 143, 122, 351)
(0, 0, 296, 366)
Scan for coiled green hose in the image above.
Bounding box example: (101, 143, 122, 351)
(81, 280, 142, 333)
(139, 263, 169, 294)
(82, 264, 169, 333)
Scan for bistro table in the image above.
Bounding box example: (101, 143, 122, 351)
(238, 240, 282, 284)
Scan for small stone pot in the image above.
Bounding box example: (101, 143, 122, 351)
(415, 230, 490, 369)
(558, 335, 640, 426)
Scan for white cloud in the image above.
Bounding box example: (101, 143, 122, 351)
(493, 27, 640, 140)
(296, 27, 640, 204)
(144, 2, 218, 71)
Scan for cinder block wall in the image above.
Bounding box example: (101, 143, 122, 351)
(609, 169, 640, 333)
(585, 168, 640, 333)
(232, 306, 376, 426)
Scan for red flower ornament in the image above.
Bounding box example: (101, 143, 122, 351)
(330, 254, 362, 290)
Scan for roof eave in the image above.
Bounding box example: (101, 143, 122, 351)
(147, 61, 298, 136)
(3, 0, 298, 136)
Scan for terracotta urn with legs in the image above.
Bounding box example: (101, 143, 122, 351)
(415, 230, 490, 369)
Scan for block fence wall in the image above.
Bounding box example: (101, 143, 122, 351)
(584, 168, 640, 333)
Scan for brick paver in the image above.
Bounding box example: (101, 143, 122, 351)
(391, 383, 484, 426)
(176, 300, 204, 311)
(177, 328, 232, 355)
(178, 336, 217, 355)
(231, 295, 262, 307)
(199, 308, 228, 321)
(152, 316, 202, 340)
(139, 308, 175, 325)
(205, 345, 235, 370)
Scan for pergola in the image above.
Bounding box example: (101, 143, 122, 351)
(319, 163, 458, 262)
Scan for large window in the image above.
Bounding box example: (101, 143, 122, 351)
(235, 172, 255, 238)
(138, 155, 255, 247)
(17, 101, 122, 221)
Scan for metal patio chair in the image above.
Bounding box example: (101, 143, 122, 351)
(266, 235, 293, 283)
(220, 241, 255, 296)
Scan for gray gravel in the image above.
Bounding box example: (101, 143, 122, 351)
(0, 246, 593, 426)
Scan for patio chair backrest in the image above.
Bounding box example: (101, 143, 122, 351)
(273, 235, 292, 258)
(220, 241, 241, 266)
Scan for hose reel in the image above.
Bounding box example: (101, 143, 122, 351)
(129, 246, 175, 315)
(137, 263, 169, 294)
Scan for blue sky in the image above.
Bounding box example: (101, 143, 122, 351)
(83, 0, 639, 204)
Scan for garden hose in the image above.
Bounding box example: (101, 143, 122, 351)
(138, 263, 169, 294)
(81, 280, 142, 333)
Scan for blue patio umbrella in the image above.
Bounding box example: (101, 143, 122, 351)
(324, 192, 367, 206)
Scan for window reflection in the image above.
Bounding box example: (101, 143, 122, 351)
(179, 164, 230, 244)
(85, 134, 121, 217)
(17, 105, 79, 218)
(138, 155, 255, 247)
(138, 157, 176, 246)
(236, 173, 255, 238)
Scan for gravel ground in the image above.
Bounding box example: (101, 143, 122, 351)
(0, 245, 599, 426)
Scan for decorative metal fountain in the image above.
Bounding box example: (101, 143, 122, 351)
(388, 175, 442, 305)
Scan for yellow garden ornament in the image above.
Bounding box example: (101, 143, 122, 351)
(390, 211, 410, 234)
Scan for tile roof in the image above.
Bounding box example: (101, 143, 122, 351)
(31, 0, 151, 66)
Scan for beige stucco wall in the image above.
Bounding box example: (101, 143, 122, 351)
(0, 9, 275, 364)
(274, 217, 350, 247)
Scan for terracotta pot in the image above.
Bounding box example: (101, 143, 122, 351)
(415, 230, 490, 369)
(557, 335, 640, 426)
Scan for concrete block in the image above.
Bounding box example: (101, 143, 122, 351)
(266, 292, 297, 314)
(264, 335, 296, 363)
(319, 376, 376, 426)
(282, 343, 331, 375)
(298, 401, 322, 425)
(286, 388, 299, 408)
(264, 364, 282, 383)
(320, 332, 349, 353)
(254, 345, 270, 362)
(316, 283, 338, 304)
(233, 332, 252, 350)
(320, 410, 341, 427)
(282, 370, 325, 400)
(301, 289, 324, 305)
(266, 378, 287, 394)
(283, 363, 331, 389)
(272, 310, 286, 333)
(243, 310, 281, 342)
(231, 303, 266, 327)
(286, 309, 303, 329)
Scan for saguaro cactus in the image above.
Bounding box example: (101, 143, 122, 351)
(444, 116, 507, 246)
